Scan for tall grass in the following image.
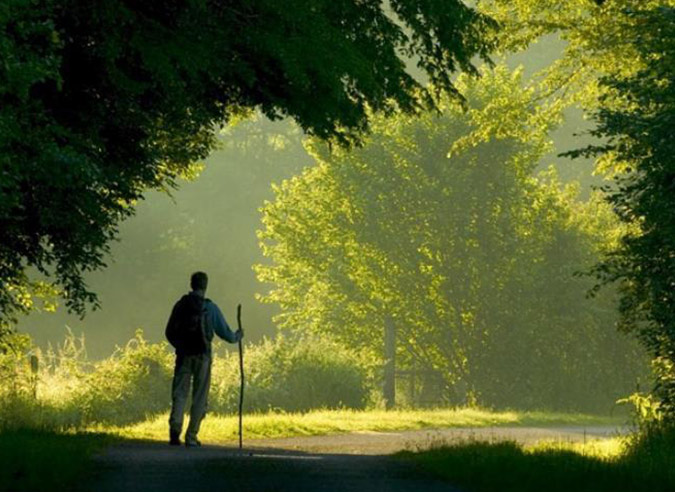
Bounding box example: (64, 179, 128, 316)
(401, 424, 675, 492)
(0, 330, 174, 429)
(0, 330, 374, 430)
(102, 407, 623, 442)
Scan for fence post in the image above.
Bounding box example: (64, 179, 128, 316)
(383, 316, 396, 410)
(411, 360, 417, 407)
(30, 354, 39, 399)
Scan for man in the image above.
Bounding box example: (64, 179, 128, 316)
(165, 271, 242, 447)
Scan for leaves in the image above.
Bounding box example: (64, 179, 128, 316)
(256, 66, 644, 410)
(0, 0, 496, 327)
(580, 7, 675, 414)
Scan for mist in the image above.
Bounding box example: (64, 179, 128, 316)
(21, 39, 600, 360)
(18, 119, 311, 358)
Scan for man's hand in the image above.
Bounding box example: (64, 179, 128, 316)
(237, 329, 244, 341)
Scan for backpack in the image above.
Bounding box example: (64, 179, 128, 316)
(166, 295, 208, 355)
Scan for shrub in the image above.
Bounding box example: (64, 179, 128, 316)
(0, 330, 174, 429)
(0, 330, 374, 429)
(71, 331, 173, 425)
(0, 332, 43, 430)
(211, 334, 374, 413)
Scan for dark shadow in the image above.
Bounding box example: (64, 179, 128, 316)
(400, 437, 675, 492)
(86, 436, 456, 492)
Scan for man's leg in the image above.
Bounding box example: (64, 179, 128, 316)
(185, 354, 212, 446)
(168, 355, 192, 444)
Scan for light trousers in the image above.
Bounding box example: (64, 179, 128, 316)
(169, 353, 212, 442)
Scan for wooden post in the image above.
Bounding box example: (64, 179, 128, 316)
(383, 316, 396, 410)
(411, 361, 417, 407)
(30, 354, 39, 399)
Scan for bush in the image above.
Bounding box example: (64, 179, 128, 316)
(0, 330, 174, 429)
(622, 423, 675, 487)
(211, 334, 374, 413)
(0, 332, 44, 430)
(71, 331, 174, 425)
(0, 330, 374, 429)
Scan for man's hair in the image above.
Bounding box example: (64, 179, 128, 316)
(190, 271, 208, 291)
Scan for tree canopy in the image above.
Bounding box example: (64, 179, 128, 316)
(477, 0, 659, 111)
(477, 0, 675, 414)
(573, 6, 675, 415)
(256, 67, 645, 410)
(0, 0, 496, 326)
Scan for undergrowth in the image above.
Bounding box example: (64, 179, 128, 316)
(0, 330, 373, 429)
(401, 424, 675, 492)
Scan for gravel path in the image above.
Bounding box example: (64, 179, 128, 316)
(88, 425, 624, 492)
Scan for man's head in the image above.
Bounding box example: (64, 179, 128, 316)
(190, 271, 208, 292)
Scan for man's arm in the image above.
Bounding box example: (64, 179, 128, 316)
(165, 301, 182, 348)
(208, 302, 242, 343)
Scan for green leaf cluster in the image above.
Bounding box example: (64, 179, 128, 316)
(476, 0, 667, 111)
(0, 0, 495, 328)
(576, 7, 675, 415)
(256, 66, 645, 410)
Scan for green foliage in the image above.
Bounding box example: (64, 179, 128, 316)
(618, 390, 663, 425)
(403, 422, 675, 492)
(402, 434, 675, 492)
(0, 330, 374, 429)
(256, 65, 646, 411)
(476, 0, 671, 112)
(0, 0, 496, 329)
(0, 332, 40, 430)
(0, 330, 174, 428)
(211, 335, 374, 413)
(73, 332, 174, 425)
(479, 0, 675, 418)
(622, 423, 675, 484)
(569, 7, 675, 415)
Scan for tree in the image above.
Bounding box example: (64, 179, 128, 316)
(480, 0, 675, 413)
(256, 67, 645, 411)
(0, 0, 496, 328)
(572, 6, 675, 415)
(476, 0, 667, 111)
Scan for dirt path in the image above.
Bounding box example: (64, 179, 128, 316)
(89, 426, 624, 492)
(248, 425, 625, 455)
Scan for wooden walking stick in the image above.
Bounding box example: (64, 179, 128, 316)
(237, 303, 244, 451)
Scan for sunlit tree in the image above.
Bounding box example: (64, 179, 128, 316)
(477, 0, 670, 111)
(479, 1, 675, 413)
(257, 67, 645, 410)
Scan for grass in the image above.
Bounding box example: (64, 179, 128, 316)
(4, 416, 668, 492)
(0, 407, 630, 492)
(400, 432, 675, 492)
(0, 429, 116, 492)
(97, 407, 625, 443)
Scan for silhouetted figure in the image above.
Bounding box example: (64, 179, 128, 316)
(165, 271, 242, 447)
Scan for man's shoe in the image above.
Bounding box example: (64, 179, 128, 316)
(185, 438, 202, 448)
(169, 431, 181, 446)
